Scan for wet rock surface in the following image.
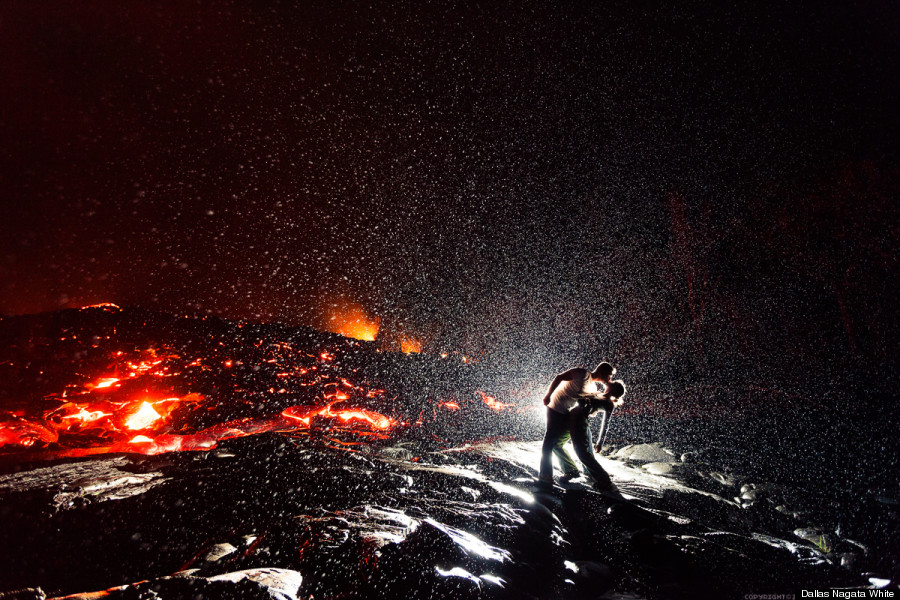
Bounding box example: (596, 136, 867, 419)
(1, 436, 890, 599)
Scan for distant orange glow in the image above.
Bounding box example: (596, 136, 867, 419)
(400, 337, 422, 354)
(323, 300, 380, 341)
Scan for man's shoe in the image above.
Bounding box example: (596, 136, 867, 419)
(559, 472, 580, 483)
(534, 477, 554, 489)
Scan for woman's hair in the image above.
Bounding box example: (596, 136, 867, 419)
(604, 380, 627, 403)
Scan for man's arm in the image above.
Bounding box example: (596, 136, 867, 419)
(541, 368, 584, 405)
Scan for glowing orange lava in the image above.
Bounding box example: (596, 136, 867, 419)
(61, 407, 112, 424)
(125, 402, 163, 430)
(91, 377, 120, 389)
(282, 402, 396, 431)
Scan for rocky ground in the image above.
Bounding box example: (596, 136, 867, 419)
(0, 432, 884, 600)
(0, 306, 895, 599)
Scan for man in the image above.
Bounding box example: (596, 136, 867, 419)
(538, 362, 616, 490)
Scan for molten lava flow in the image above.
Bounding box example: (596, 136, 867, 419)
(61, 407, 112, 425)
(0, 419, 58, 447)
(0, 326, 417, 458)
(440, 401, 461, 410)
(91, 377, 121, 390)
(125, 402, 163, 430)
(323, 300, 380, 341)
(282, 402, 396, 431)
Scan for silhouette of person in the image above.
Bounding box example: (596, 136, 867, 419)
(539, 362, 615, 490)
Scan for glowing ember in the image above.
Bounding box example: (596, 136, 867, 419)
(440, 401, 461, 410)
(125, 402, 163, 430)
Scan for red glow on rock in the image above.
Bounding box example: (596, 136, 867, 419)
(477, 391, 510, 411)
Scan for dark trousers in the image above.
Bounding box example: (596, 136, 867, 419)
(539, 407, 579, 480)
(539, 407, 612, 488)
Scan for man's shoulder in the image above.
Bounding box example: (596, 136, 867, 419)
(565, 367, 589, 376)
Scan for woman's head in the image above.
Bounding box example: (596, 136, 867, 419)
(604, 380, 627, 404)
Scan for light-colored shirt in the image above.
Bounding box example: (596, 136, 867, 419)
(547, 369, 597, 414)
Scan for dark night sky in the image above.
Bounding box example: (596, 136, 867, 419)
(1, 1, 897, 375)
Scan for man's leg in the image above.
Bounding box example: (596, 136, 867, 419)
(569, 413, 613, 490)
(552, 430, 580, 478)
(539, 408, 571, 482)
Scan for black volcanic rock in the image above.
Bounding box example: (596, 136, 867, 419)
(0, 307, 894, 598)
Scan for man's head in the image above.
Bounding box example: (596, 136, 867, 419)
(590, 362, 616, 384)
